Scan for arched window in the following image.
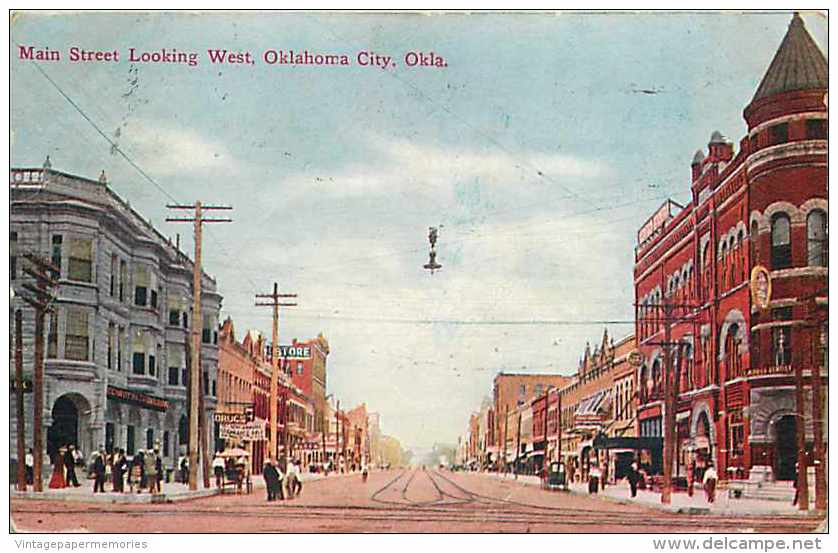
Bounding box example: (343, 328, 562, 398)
(737, 229, 745, 282)
(750, 220, 759, 265)
(651, 360, 661, 397)
(807, 210, 827, 267)
(639, 364, 648, 403)
(771, 213, 792, 269)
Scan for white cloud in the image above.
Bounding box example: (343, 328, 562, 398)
(117, 121, 242, 177)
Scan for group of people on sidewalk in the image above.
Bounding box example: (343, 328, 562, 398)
(262, 458, 304, 501)
(45, 443, 165, 495)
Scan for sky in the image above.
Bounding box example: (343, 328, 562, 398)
(9, 11, 827, 449)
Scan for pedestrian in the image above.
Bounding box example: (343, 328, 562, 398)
(588, 464, 601, 494)
(687, 458, 696, 497)
(285, 459, 298, 499)
(64, 445, 80, 487)
(276, 461, 286, 500)
(112, 449, 126, 492)
(179, 454, 189, 484)
(293, 459, 303, 496)
(145, 448, 159, 494)
(24, 448, 34, 485)
(600, 460, 609, 490)
(703, 463, 718, 504)
(627, 461, 640, 498)
(154, 447, 163, 490)
(263, 461, 279, 501)
(92, 451, 106, 493)
(130, 451, 145, 493)
(213, 454, 225, 488)
(48, 447, 67, 489)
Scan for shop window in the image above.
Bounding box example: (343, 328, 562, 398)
(729, 410, 745, 457)
(68, 237, 93, 282)
(770, 123, 788, 145)
(105, 422, 115, 454)
(51, 235, 63, 278)
(127, 425, 135, 455)
(770, 214, 792, 269)
(10, 231, 17, 280)
(807, 210, 827, 267)
(806, 119, 827, 140)
(65, 307, 89, 361)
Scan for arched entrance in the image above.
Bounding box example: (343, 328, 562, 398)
(47, 394, 91, 462)
(773, 415, 797, 481)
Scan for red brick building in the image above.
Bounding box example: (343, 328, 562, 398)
(633, 14, 827, 483)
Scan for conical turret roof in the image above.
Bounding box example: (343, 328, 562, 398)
(752, 13, 827, 103)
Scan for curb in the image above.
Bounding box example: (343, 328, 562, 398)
(10, 487, 220, 504)
(476, 472, 822, 518)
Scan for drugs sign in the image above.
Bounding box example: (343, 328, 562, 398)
(213, 412, 247, 424)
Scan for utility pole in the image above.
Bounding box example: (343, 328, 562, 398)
(336, 400, 341, 472)
(641, 300, 697, 505)
(20, 253, 58, 492)
(255, 283, 297, 464)
(804, 293, 826, 511)
(167, 201, 232, 490)
(515, 411, 522, 478)
(794, 343, 809, 511)
(557, 391, 562, 465)
(14, 309, 26, 491)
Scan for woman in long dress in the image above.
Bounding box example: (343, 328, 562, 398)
(48, 447, 67, 489)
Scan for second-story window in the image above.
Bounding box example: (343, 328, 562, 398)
(134, 265, 149, 306)
(806, 119, 827, 140)
(771, 213, 792, 269)
(119, 260, 127, 302)
(132, 332, 146, 375)
(68, 237, 93, 282)
(65, 307, 89, 361)
(51, 235, 63, 278)
(807, 210, 827, 267)
(110, 254, 117, 297)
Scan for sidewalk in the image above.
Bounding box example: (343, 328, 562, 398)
(480, 472, 823, 516)
(10, 479, 219, 504)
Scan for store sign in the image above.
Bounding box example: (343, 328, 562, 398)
(107, 385, 169, 412)
(638, 200, 677, 244)
(219, 421, 265, 441)
(265, 344, 312, 360)
(213, 412, 247, 424)
(750, 265, 772, 310)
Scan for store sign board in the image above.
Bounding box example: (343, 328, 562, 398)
(219, 421, 265, 441)
(107, 385, 169, 412)
(213, 412, 247, 424)
(638, 200, 675, 244)
(265, 344, 312, 360)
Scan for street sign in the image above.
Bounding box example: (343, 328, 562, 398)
(213, 412, 248, 424)
(750, 265, 772, 310)
(628, 351, 644, 368)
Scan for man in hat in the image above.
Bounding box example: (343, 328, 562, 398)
(92, 449, 107, 493)
(263, 461, 279, 501)
(64, 445, 80, 487)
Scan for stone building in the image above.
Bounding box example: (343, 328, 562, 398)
(10, 163, 221, 474)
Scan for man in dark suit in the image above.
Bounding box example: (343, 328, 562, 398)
(263, 461, 279, 501)
(64, 445, 80, 487)
(92, 451, 107, 493)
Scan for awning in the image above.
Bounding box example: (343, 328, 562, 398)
(592, 434, 663, 451)
(575, 389, 610, 417)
